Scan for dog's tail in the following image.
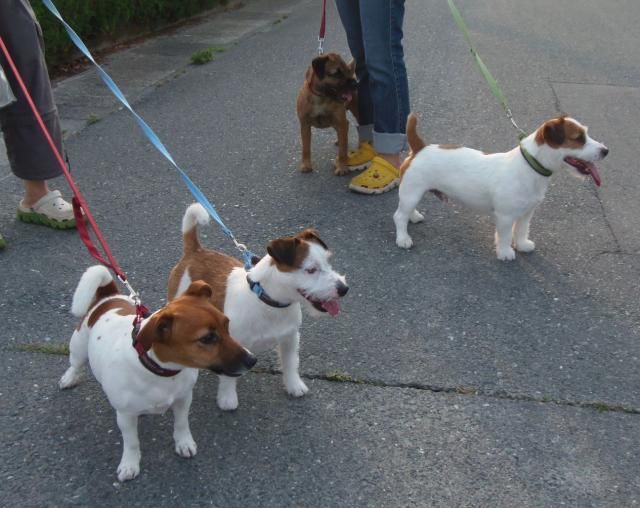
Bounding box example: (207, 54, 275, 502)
(182, 203, 210, 254)
(406, 113, 426, 155)
(71, 265, 118, 317)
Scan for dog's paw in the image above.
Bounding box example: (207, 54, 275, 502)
(516, 239, 535, 253)
(58, 367, 81, 389)
(497, 247, 516, 261)
(396, 234, 414, 249)
(299, 162, 313, 173)
(285, 377, 309, 397)
(217, 391, 239, 411)
(117, 460, 140, 482)
(334, 164, 349, 176)
(175, 436, 197, 458)
(409, 210, 425, 223)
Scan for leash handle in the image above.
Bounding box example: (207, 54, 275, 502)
(318, 0, 327, 54)
(0, 35, 128, 283)
(447, 0, 528, 140)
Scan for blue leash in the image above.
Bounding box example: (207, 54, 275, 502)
(41, 0, 256, 269)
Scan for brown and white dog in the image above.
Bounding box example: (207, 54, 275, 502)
(394, 114, 609, 259)
(59, 265, 256, 481)
(168, 204, 348, 411)
(296, 52, 359, 175)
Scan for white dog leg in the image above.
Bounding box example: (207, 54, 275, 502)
(116, 411, 141, 482)
(514, 209, 536, 252)
(59, 329, 89, 389)
(279, 332, 308, 397)
(409, 209, 425, 223)
(495, 215, 517, 261)
(394, 182, 424, 249)
(217, 375, 239, 411)
(172, 393, 197, 458)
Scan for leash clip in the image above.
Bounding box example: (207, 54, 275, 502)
(317, 37, 325, 55)
(118, 275, 141, 306)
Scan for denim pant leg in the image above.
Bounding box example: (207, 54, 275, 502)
(360, 0, 409, 153)
(335, 0, 374, 144)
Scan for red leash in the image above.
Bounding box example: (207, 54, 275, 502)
(318, 0, 327, 54)
(0, 36, 148, 319)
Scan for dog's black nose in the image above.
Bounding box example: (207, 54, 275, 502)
(336, 281, 349, 297)
(601, 146, 609, 158)
(244, 353, 257, 370)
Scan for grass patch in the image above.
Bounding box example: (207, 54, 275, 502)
(17, 343, 70, 355)
(190, 46, 225, 65)
(325, 371, 359, 383)
(86, 114, 100, 125)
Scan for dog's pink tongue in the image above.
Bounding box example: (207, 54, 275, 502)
(322, 300, 340, 317)
(342, 91, 353, 103)
(587, 162, 602, 187)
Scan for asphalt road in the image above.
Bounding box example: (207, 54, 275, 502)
(1, 0, 639, 506)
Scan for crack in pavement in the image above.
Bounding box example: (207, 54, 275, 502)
(251, 367, 640, 416)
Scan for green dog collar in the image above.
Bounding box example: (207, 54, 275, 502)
(519, 145, 553, 178)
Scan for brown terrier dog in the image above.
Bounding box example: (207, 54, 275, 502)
(296, 52, 358, 175)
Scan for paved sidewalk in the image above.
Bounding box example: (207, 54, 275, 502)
(1, 0, 639, 506)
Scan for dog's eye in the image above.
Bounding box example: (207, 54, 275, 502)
(305, 267, 317, 274)
(576, 133, 586, 144)
(198, 331, 219, 345)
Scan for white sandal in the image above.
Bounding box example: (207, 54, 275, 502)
(17, 190, 76, 229)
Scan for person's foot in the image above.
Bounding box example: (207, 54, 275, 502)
(346, 142, 377, 171)
(348, 156, 400, 195)
(17, 190, 76, 229)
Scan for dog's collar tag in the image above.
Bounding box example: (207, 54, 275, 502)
(246, 275, 292, 309)
(520, 145, 553, 178)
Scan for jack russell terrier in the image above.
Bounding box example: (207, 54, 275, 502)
(168, 204, 348, 411)
(59, 265, 256, 482)
(393, 114, 609, 260)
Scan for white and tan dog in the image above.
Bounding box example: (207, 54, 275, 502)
(59, 265, 256, 481)
(168, 204, 348, 411)
(394, 114, 609, 260)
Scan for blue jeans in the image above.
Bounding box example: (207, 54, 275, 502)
(335, 0, 409, 154)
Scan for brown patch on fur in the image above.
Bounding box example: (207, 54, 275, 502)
(88, 297, 135, 327)
(561, 119, 587, 149)
(438, 144, 463, 150)
(95, 281, 118, 301)
(296, 228, 328, 250)
(400, 113, 428, 178)
(267, 236, 310, 272)
(168, 250, 241, 311)
(139, 281, 253, 372)
(534, 114, 586, 149)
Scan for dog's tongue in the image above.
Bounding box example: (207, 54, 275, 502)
(321, 300, 340, 316)
(341, 91, 353, 103)
(586, 162, 602, 187)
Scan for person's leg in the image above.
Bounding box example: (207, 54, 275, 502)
(360, 0, 409, 160)
(335, 0, 374, 146)
(348, 0, 409, 194)
(0, 0, 74, 226)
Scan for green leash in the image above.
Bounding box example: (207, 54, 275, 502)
(447, 0, 527, 140)
(447, 0, 553, 177)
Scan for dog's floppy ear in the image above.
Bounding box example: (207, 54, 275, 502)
(542, 118, 566, 147)
(312, 55, 328, 79)
(297, 228, 328, 250)
(135, 312, 173, 350)
(267, 237, 301, 268)
(185, 280, 213, 299)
